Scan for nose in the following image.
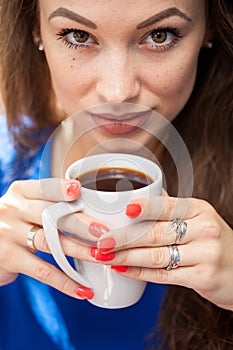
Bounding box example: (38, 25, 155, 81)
(95, 51, 140, 103)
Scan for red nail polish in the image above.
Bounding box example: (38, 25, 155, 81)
(88, 222, 109, 238)
(90, 246, 115, 261)
(97, 237, 116, 252)
(126, 203, 142, 218)
(76, 286, 94, 300)
(90, 246, 97, 258)
(66, 182, 79, 196)
(95, 251, 115, 261)
(111, 265, 128, 272)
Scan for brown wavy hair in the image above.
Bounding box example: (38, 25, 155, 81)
(149, 1, 233, 349)
(0, 0, 60, 147)
(0, 0, 233, 349)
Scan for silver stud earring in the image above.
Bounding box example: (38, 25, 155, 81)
(206, 41, 213, 49)
(38, 42, 44, 51)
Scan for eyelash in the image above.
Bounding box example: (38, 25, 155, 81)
(56, 28, 95, 49)
(142, 26, 183, 51)
(56, 26, 183, 52)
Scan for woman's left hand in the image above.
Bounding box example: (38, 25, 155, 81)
(92, 196, 233, 311)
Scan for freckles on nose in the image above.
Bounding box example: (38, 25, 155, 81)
(96, 71, 140, 102)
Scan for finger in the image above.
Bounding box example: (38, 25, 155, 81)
(98, 206, 221, 252)
(98, 218, 193, 251)
(8, 178, 81, 201)
(161, 188, 169, 197)
(107, 243, 206, 290)
(117, 262, 218, 296)
(18, 198, 98, 228)
(32, 227, 93, 259)
(105, 237, 222, 291)
(58, 211, 109, 242)
(115, 265, 195, 289)
(15, 247, 94, 300)
(17, 199, 55, 225)
(17, 209, 109, 258)
(99, 241, 201, 269)
(14, 196, 109, 244)
(125, 196, 207, 221)
(97, 216, 189, 251)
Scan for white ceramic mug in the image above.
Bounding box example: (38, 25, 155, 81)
(42, 153, 162, 308)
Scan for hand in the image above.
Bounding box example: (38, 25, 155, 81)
(0, 178, 108, 300)
(93, 196, 233, 311)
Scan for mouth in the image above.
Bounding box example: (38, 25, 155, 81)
(90, 109, 152, 135)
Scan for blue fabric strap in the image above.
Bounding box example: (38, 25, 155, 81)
(22, 276, 76, 350)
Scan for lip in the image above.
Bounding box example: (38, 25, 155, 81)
(90, 110, 152, 134)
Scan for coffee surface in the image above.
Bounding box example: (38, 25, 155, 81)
(77, 167, 153, 191)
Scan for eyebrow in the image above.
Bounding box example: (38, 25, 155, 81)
(136, 7, 192, 29)
(48, 7, 97, 29)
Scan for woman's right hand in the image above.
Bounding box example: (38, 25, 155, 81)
(0, 178, 98, 300)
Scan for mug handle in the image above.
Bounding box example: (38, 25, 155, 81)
(42, 201, 92, 288)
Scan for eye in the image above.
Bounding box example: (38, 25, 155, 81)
(141, 27, 182, 51)
(150, 30, 171, 44)
(57, 28, 96, 49)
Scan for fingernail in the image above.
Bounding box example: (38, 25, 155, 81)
(97, 237, 116, 252)
(126, 203, 142, 218)
(90, 246, 115, 261)
(96, 251, 115, 261)
(88, 222, 109, 238)
(90, 246, 97, 258)
(76, 286, 94, 300)
(66, 181, 80, 196)
(111, 265, 128, 272)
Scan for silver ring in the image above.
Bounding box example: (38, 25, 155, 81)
(172, 219, 187, 244)
(27, 225, 40, 250)
(166, 245, 180, 270)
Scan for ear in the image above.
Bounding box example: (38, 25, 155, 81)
(202, 27, 214, 48)
(32, 28, 44, 51)
(32, 29, 40, 45)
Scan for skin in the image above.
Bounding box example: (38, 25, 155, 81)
(40, 0, 205, 119)
(42, 0, 207, 168)
(0, 0, 233, 309)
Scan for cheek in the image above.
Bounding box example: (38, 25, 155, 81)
(148, 55, 199, 120)
(46, 53, 93, 114)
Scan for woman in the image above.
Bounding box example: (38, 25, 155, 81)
(0, 0, 232, 349)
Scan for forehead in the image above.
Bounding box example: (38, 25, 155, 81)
(39, 0, 205, 24)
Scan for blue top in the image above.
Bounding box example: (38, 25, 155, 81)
(0, 115, 166, 350)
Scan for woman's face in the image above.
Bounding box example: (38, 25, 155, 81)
(39, 0, 206, 136)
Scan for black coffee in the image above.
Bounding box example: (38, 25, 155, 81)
(76, 167, 153, 192)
